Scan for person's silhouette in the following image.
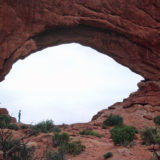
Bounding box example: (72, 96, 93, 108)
(18, 110, 21, 122)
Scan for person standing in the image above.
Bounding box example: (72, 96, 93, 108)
(18, 110, 21, 122)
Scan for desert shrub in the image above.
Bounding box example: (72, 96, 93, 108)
(66, 141, 85, 155)
(58, 144, 67, 155)
(45, 150, 65, 160)
(52, 126, 61, 133)
(61, 123, 68, 129)
(110, 125, 136, 146)
(102, 114, 123, 129)
(52, 132, 69, 147)
(102, 123, 108, 129)
(141, 126, 160, 145)
(8, 143, 34, 160)
(0, 115, 11, 128)
(8, 123, 19, 130)
(154, 116, 160, 126)
(20, 124, 29, 129)
(0, 130, 34, 160)
(79, 129, 101, 138)
(141, 127, 157, 145)
(104, 152, 113, 159)
(31, 120, 60, 134)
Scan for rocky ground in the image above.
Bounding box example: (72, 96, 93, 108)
(0, 101, 160, 160)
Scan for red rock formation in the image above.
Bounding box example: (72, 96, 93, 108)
(0, 108, 8, 115)
(0, 0, 160, 107)
(0, 107, 17, 123)
(1, 0, 160, 156)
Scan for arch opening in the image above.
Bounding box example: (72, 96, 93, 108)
(0, 43, 143, 124)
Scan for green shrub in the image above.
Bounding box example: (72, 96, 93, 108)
(110, 125, 136, 146)
(104, 152, 113, 159)
(52, 126, 61, 133)
(154, 116, 160, 126)
(8, 123, 19, 130)
(141, 126, 160, 145)
(31, 120, 60, 134)
(79, 129, 101, 138)
(45, 150, 65, 160)
(66, 141, 85, 155)
(52, 132, 69, 147)
(20, 124, 29, 129)
(0, 115, 11, 128)
(58, 144, 67, 155)
(0, 132, 34, 160)
(102, 114, 123, 129)
(102, 123, 108, 129)
(141, 127, 156, 145)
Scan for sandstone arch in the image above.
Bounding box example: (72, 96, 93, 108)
(0, 0, 160, 107)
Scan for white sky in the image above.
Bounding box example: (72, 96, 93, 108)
(0, 43, 143, 124)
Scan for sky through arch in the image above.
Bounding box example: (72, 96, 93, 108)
(0, 43, 143, 124)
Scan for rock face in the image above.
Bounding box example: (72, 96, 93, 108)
(0, 0, 160, 107)
(0, 0, 160, 111)
(0, 107, 17, 123)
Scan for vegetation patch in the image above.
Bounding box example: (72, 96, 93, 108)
(0, 114, 11, 129)
(7, 123, 19, 130)
(140, 126, 157, 145)
(110, 125, 136, 146)
(102, 114, 123, 129)
(20, 124, 29, 129)
(154, 116, 160, 126)
(66, 140, 86, 155)
(52, 132, 69, 147)
(31, 120, 61, 134)
(52, 132, 85, 156)
(79, 129, 101, 138)
(104, 152, 113, 159)
(0, 129, 34, 160)
(45, 150, 65, 160)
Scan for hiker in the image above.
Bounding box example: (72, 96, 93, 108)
(18, 110, 21, 122)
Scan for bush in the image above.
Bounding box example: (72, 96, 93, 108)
(0, 130, 34, 160)
(0, 115, 11, 128)
(52, 132, 69, 147)
(8, 123, 19, 130)
(66, 141, 85, 155)
(154, 116, 160, 126)
(52, 126, 61, 133)
(110, 125, 136, 146)
(20, 124, 29, 129)
(140, 126, 160, 145)
(79, 129, 101, 138)
(141, 127, 157, 145)
(102, 124, 108, 129)
(104, 152, 113, 159)
(31, 120, 60, 134)
(102, 114, 123, 129)
(45, 150, 65, 160)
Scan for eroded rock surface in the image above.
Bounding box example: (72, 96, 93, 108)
(0, 0, 160, 107)
(0, 108, 17, 123)
(0, 1, 160, 159)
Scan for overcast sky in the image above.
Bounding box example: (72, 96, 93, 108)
(0, 43, 143, 124)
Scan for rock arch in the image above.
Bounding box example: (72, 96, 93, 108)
(0, 0, 160, 107)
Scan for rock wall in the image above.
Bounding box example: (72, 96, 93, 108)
(0, 0, 160, 106)
(0, 108, 17, 123)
